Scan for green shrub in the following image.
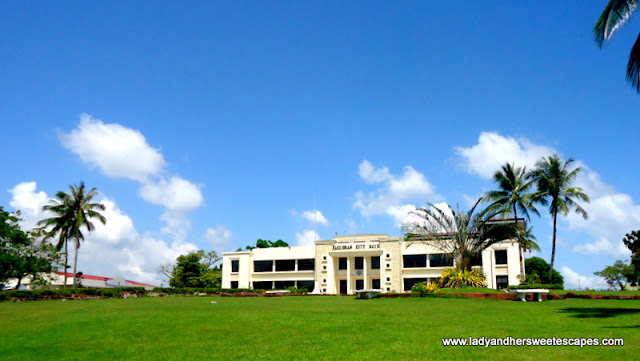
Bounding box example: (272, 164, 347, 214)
(507, 284, 563, 290)
(411, 282, 440, 295)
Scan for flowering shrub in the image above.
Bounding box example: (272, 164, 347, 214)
(439, 268, 486, 288)
(411, 282, 440, 295)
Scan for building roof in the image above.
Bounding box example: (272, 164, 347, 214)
(55, 272, 157, 288)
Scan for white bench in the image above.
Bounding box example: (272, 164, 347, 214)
(510, 289, 549, 302)
(265, 290, 291, 295)
(355, 289, 382, 299)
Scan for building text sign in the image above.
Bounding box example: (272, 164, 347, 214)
(332, 243, 380, 250)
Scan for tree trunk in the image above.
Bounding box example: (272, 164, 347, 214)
(73, 239, 79, 288)
(549, 211, 558, 279)
(15, 277, 22, 290)
(63, 239, 68, 289)
(513, 205, 525, 281)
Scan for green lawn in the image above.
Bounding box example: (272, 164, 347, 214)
(1, 296, 638, 360)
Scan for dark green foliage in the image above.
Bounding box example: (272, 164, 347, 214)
(243, 239, 290, 251)
(0, 207, 61, 288)
(524, 257, 564, 286)
(168, 250, 222, 288)
(623, 230, 640, 285)
(594, 260, 636, 290)
(0, 287, 147, 301)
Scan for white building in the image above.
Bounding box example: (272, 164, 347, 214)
(222, 233, 522, 294)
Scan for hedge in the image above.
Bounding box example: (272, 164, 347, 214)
(507, 284, 564, 290)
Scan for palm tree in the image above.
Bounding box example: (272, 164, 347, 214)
(530, 155, 589, 275)
(38, 182, 106, 288)
(594, 0, 640, 92)
(402, 199, 519, 271)
(483, 162, 541, 279)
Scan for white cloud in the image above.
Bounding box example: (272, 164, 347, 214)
(296, 229, 320, 246)
(301, 209, 329, 226)
(139, 176, 203, 212)
(455, 132, 555, 179)
(457, 132, 640, 263)
(561, 266, 609, 290)
(7, 181, 199, 285)
(205, 226, 233, 246)
(8, 182, 50, 230)
(572, 237, 630, 259)
(353, 160, 440, 224)
(59, 113, 166, 182)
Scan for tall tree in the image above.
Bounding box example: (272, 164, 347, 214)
(402, 199, 519, 271)
(483, 162, 541, 279)
(38, 182, 106, 287)
(530, 155, 589, 275)
(0, 208, 61, 288)
(622, 230, 640, 284)
(594, 0, 640, 92)
(167, 250, 222, 288)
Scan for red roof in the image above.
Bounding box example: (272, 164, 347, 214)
(55, 272, 157, 288)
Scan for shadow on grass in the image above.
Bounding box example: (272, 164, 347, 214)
(559, 307, 640, 318)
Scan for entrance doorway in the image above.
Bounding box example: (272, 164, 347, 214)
(339, 280, 347, 294)
(355, 279, 364, 290)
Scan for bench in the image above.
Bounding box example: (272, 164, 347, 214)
(509, 289, 549, 302)
(355, 289, 382, 299)
(265, 290, 291, 295)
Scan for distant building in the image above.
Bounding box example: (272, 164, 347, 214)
(222, 233, 521, 294)
(10, 272, 157, 290)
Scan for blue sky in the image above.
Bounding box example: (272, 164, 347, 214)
(1, 2, 638, 288)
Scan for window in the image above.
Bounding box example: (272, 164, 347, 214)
(231, 260, 239, 273)
(322, 279, 326, 283)
(355, 279, 364, 290)
(297, 280, 314, 292)
(403, 277, 429, 291)
(429, 254, 453, 267)
(298, 259, 315, 271)
(372, 279, 380, 289)
(496, 275, 509, 289)
(230, 281, 238, 289)
(386, 254, 390, 258)
(323, 256, 327, 260)
(403, 254, 427, 268)
(495, 250, 508, 265)
(470, 254, 483, 267)
(275, 280, 296, 289)
(371, 256, 380, 269)
(252, 281, 273, 290)
(254, 260, 273, 272)
(386, 277, 390, 282)
(339, 257, 347, 270)
(355, 257, 364, 270)
(275, 259, 295, 271)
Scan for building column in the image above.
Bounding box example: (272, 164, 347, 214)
(380, 256, 385, 291)
(346, 257, 351, 295)
(363, 256, 368, 289)
(327, 256, 334, 294)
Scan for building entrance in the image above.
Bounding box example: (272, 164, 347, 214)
(339, 279, 347, 294)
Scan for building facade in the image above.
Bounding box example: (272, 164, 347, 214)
(9, 272, 157, 290)
(222, 234, 521, 294)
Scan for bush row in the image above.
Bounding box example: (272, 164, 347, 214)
(507, 284, 563, 290)
(0, 287, 147, 300)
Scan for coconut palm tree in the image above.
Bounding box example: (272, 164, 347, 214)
(483, 162, 541, 279)
(594, 0, 640, 92)
(38, 182, 106, 288)
(530, 155, 589, 275)
(402, 199, 519, 271)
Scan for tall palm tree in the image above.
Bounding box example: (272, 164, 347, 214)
(594, 0, 640, 92)
(530, 155, 589, 275)
(38, 182, 106, 288)
(402, 199, 519, 271)
(483, 162, 541, 279)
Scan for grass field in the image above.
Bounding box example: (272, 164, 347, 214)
(1, 296, 638, 360)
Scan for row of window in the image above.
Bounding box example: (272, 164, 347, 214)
(251, 280, 315, 291)
(231, 250, 508, 273)
(337, 256, 380, 270)
(402, 250, 508, 268)
(250, 259, 315, 273)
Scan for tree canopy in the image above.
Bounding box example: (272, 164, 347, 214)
(166, 250, 222, 288)
(524, 257, 564, 286)
(594, 260, 636, 290)
(238, 239, 290, 251)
